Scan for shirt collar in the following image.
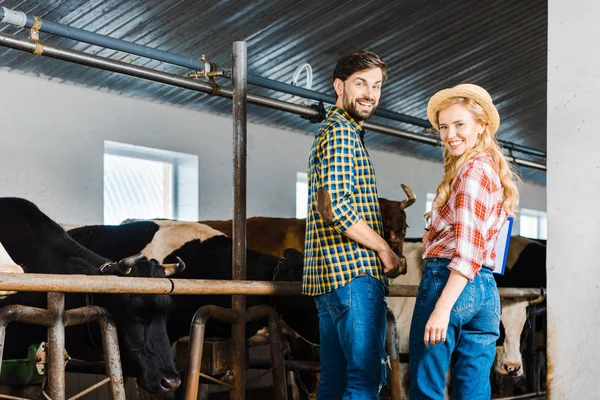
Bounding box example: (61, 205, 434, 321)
(328, 106, 366, 143)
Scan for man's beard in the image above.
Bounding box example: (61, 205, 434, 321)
(342, 94, 377, 123)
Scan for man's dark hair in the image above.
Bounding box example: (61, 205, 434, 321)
(332, 50, 388, 86)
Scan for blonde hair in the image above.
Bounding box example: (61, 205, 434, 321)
(433, 97, 520, 216)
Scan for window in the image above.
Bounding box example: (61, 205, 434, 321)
(519, 208, 547, 240)
(104, 141, 198, 225)
(296, 172, 308, 219)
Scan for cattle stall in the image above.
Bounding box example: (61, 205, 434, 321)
(0, 272, 543, 399)
(0, 9, 546, 400)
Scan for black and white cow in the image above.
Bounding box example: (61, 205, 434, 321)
(68, 219, 320, 344)
(493, 236, 546, 377)
(387, 236, 546, 398)
(0, 198, 182, 394)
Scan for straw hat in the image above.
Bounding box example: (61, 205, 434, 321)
(426, 84, 500, 136)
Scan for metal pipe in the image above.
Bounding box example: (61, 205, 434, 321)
(68, 377, 110, 400)
(249, 359, 322, 373)
(65, 306, 126, 400)
(184, 305, 238, 400)
(0, 32, 546, 171)
(231, 40, 248, 400)
(0, 6, 549, 160)
(46, 292, 66, 400)
(0, 273, 544, 299)
(0, 8, 436, 131)
(0, 304, 57, 375)
(385, 309, 403, 400)
(0, 7, 204, 74)
(246, 305, 288, 400)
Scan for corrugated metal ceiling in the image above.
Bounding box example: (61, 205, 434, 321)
(0, 0, 547, 184)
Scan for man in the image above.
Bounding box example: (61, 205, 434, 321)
(302, 50, 401, 399)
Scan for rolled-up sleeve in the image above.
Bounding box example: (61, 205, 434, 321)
(319, 124, 361, 233)
(448, 167, 492, 280)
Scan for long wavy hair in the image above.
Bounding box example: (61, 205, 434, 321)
(433, 97, 520, 216)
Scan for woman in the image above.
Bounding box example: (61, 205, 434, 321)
(409, 84, 520, 399)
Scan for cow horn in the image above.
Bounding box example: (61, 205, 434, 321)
(399, 184, 416, 209)
(118, 253, 146, 267)
(174, 256, 186, 274)
(99, 261, 131, 276)
(528, 288, 546, 306)
(161, 256, 186, 276)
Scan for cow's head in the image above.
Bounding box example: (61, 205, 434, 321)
(495, 295, 544, 377)
(378, 184, 416, 276)
(91, 255, 183, 393)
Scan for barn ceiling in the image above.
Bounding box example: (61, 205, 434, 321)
(0, 0, 547, 184)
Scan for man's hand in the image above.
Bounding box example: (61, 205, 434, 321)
(378, 247, 402, 278)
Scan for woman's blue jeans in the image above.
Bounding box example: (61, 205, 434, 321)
(313, 275, 388, 399)
(409, 258, 500, 400)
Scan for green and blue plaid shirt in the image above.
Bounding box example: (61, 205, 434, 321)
(302, 107, 387, 296)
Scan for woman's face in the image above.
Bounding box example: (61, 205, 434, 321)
(438, 103, 485, 156)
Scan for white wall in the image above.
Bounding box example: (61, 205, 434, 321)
(0, 70, 545, 239)
(547, 1, 600, 398)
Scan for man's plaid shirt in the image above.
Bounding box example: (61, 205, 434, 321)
(302, 107, 387, 296)
(423, 152, 508, 280)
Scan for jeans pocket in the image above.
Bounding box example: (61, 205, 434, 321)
(485, 276, 501, 321)
(432, 270, 475, 312)
(416, 271, 431, 305)
(323, 283, 351, 319)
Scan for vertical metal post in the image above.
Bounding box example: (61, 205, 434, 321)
(386, 309, 403, 400)
(526, 305, 539, 393)
(231, 40, 248, 400)
(98, 314, 126, 400)
(47, 292, 66, 400)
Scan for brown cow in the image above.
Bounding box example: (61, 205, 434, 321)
(202, 184, 416, 273)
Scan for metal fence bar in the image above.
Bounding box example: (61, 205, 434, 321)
(0, 273, 543, 299)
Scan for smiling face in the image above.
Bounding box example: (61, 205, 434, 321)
(438, 102, 486, 156)
(334, 67, 383, 123)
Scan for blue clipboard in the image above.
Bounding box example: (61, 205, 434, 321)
(493, 216, 514, 275)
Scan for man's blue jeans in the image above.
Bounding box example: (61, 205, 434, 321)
(313, 275, 388, 399)
(409, 258, 500, 400)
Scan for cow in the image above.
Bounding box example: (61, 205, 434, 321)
(68, 220, 320, 344)
(200, 184, 416, 272)
(493, 236, 546, 378)
(0, 242, 24, 299)
(387, 236, 547, 399)
(0, 198, 182, 394)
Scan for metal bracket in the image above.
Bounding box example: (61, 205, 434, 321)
(29, 16, 44, 55)
(301, 101, 327, 124)
(35, 342, 70, 376)
(187, 54, 225, 95)
(188, 54, 224, 79)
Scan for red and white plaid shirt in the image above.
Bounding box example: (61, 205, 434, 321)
(423, 152, 507, 280)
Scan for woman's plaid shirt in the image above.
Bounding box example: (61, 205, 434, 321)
(302, 107, 387, 296)
(423, 153, 508, 280)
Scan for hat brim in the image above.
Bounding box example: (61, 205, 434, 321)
(427, 87, 500, 136)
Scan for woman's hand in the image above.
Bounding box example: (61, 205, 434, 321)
(424, 305, 451, 346)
